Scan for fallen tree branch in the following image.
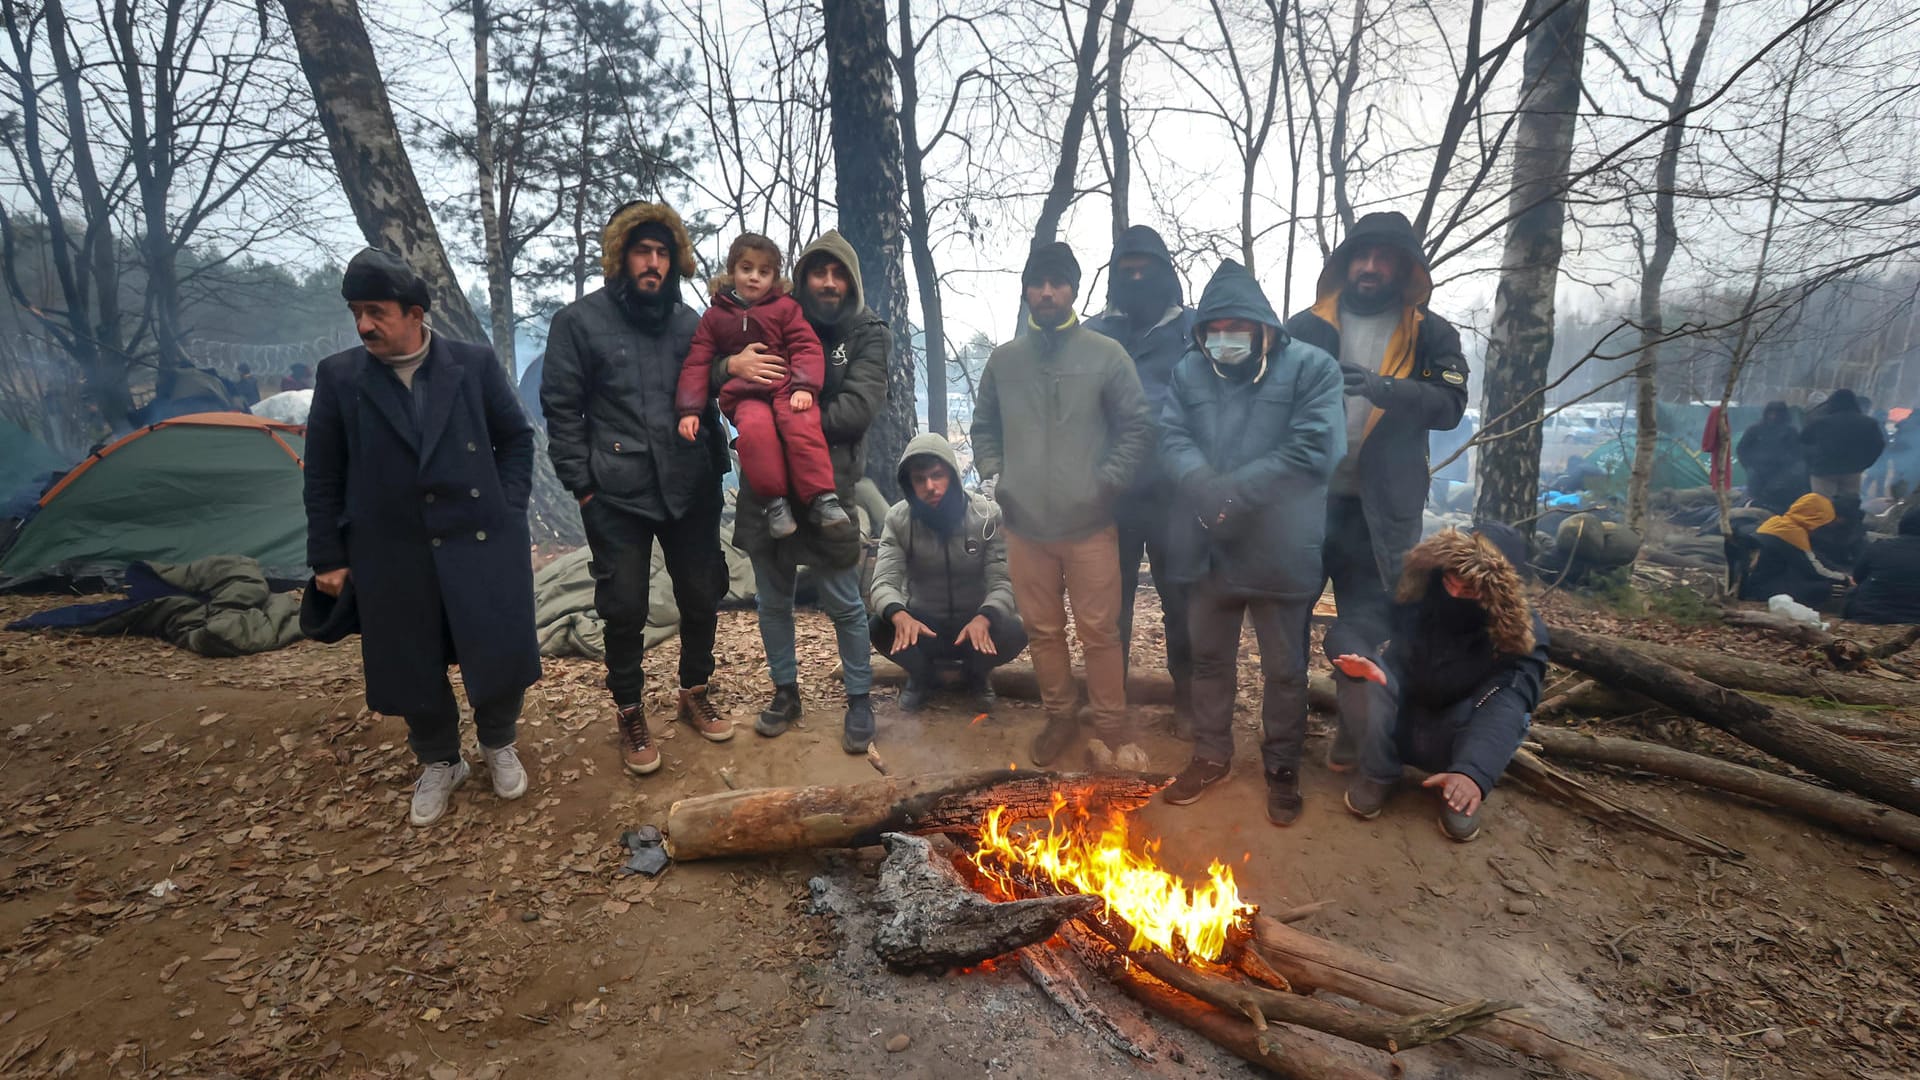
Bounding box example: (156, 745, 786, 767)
(1505, 749, 1744, 859)
(1074, 914, 1514, 1054)
(1252, 916, 1667, 1080)
(1608, 636, 1913, 707)
(663, 769, 1166, 860)
(1525, 727, 1920, 855)
(1550, 626, 1920, 817)
(1015, 943, 1162, 1061)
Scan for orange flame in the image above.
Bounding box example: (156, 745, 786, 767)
(969, 793, 1253, 962)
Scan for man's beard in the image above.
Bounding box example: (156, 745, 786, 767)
(1029, 302, 1071, 329)
(799, 286, 848, 326)
(1341, 276, 1402, 316)
(612, 272, 675, 330)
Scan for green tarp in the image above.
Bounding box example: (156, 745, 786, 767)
(0, 418, 307, 589)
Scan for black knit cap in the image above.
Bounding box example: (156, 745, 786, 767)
(340, 248, 431, 312)
(1022, 241, 1081, 291)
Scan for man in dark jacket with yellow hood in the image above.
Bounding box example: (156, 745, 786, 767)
(1286, 211, 1470, 772)
(1157, 260, 1345, 824)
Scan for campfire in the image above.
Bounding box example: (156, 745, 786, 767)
(662, 767, 1651, 1080)
(969, 792, 1252, 963)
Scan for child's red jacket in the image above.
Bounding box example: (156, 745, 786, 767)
(674, 278, 826, 418)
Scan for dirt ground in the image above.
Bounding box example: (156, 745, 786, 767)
(2, 584, 1917, 1080)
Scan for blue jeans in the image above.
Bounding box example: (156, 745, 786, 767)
(750, 551, 871, 696)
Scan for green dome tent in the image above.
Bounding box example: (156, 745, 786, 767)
(0, 413, 307, 590)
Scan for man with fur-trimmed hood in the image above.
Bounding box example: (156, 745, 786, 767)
(541, 200, 735, 777)
(1333, 524, 1549, 842)
(1287, 211, 1471, 774)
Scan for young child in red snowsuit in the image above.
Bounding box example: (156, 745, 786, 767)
(676, 234, 852, 539)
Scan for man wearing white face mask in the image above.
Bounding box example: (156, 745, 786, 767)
(1156, 260, 1345, 823)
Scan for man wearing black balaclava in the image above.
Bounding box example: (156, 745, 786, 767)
(1086, 226, 1198, 734)
(541, 201, 735, 779)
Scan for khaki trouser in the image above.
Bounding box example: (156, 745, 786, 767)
(1004, 525, 1131, 740)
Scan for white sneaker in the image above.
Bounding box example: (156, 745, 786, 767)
(483, 743, 528, 800)
(409, 759, 470, 827)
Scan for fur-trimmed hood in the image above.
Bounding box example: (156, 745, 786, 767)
(1396, 528, 1536, 656)
(599, 201, 698, 281)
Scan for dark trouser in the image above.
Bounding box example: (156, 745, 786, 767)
(1187, 578, 1312, 777)
(405, 682, 525, 765)
(1117, 506, 1191, 687)
(1352, 679, 1530, 797)
(581, 490, 726, 706)
(1321, 496, 1395, 749)
(869, 610, 1031, 685)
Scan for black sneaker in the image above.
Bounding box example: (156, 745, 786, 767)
(809, 493, 854, 538)
(1344, 776, 1393, 819)
(899, 677, 931, 713)
(841, 694, 875, 754)
(1266, 769, 1303, 827)
(756, 682, 802, 737)
(766, 497, 798, 539)
(1030, 713, 1079, 768)
(1161, 758, 1231, 806)
(965, 672, 996, 716)
(1439, 801, 1484, 843)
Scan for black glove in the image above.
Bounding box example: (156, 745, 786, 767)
(1341, 363, 1392, 405)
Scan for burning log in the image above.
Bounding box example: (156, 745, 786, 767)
(1014, 943, 1164, 1062)
(662, 768, 1166, 861)
(1252, 916, 1665, 1080)
(871, 833, 1097, 972)
(1550, 625, 1920, 817)
(1072, 913, 1515, 1053)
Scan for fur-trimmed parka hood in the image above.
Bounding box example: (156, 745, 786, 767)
(600, 201, 698, 281)
(1396, 528, 1536, 655)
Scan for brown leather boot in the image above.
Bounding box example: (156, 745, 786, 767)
(676, 684, 734, 742)
(617, 705, 660, 776)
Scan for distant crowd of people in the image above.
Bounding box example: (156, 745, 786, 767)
(1733, 394, 1919, 622)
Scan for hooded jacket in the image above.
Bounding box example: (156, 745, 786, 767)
(1084, 227, 1196, 501)
(1846, 505, 1920, 624)
(1800, 391, 1886, 476)
(1158, 260, 1345, 600)
(971, 305, 1155, 544)
(1741, 493, 1848, 604)
(674, 276, 826, 418)
(869, 433, 1017, 629)
(541, 202, 726, 520)
(1736, 404, 1807, 512)
(1285, 212, 1469, 587)
(726, 230, 891, 565)
(1377, 528, 1549, 797)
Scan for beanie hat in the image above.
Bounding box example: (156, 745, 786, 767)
(340, 248, 431, 312)
(1022, 241, 1081, 291)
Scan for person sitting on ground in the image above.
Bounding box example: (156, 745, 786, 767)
(1548, 453, 1605, 494)
(869, 433, 1030, 713)
(1844, 503, 1920, 625)
(1335, 524, 1548, 843)
(675, 233, 852, 540)
(1737, 492, 1849, 607)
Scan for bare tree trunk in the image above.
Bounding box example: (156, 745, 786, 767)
(1626, 0, 1720, 535)
(1031, 0, 1111, 247)
(471, 0, 516, 372)
(1474, 0, 1589, 529)
(894, 0, 945, 436)
(1106, 0, 1134, 247)
(824, 0, 915, 499)
(281, 0, 487, 345)
(1326, 0, 1367, 234)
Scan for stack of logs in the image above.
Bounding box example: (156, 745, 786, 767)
(665, 770, 1658, 1080)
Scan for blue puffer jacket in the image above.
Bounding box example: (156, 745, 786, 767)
(1158, 260, 1345, 601)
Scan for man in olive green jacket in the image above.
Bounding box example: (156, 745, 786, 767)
(971, 241, 1155, 770)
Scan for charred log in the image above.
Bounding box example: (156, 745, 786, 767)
(871, 833, 1096, 972)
